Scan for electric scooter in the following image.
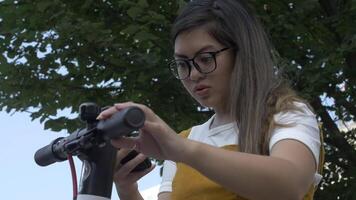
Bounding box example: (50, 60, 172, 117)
(34, 102, 151, 200)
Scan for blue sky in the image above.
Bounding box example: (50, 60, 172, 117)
(0, 110, 160, 200)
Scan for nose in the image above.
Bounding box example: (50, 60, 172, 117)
(189, 63, 205, 81)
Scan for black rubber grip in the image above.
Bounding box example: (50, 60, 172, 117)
(34, 138, 65, 166)
(97, 106, 145, 139)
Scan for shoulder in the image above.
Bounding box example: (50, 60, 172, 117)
(274, 101, 316, 123)
(273, 101, 319, 134)
(272, 101, 320, 141)
(270, 101, 321, 165)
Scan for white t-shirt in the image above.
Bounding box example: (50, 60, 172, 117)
(159, 102, 322, 194)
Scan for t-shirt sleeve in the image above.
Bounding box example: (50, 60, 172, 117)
(269, 102, 322, 185)
(158, 160, 176, 194)
(269, 102, 321, 167)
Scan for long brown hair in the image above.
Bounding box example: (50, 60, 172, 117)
(172, 0, 308, 155)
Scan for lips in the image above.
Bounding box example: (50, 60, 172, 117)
(194, 84, 211, 96)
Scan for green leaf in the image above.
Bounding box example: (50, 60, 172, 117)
(134, 31, 157, 42)
(138, 0, 149, 8)
(121, 25, 141, 35)
(177, 0, 187, 13)
(36, 1, 52, 12)
(127, 7, 142, 19)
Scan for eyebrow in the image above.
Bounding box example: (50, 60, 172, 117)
(174, 45, 217, 58)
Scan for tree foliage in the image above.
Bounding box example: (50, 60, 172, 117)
(0, 0, 207, 132)
(0, 0, 355, 199)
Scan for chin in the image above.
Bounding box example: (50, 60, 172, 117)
(196, 98, 215, 109)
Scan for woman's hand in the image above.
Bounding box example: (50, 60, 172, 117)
(97, 102, 187, 161)
(113, 148, 155, 199)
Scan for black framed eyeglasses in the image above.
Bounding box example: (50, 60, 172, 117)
(169, 47, 230, 80)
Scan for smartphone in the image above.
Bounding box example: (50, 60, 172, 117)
(120, 150, 152, 172)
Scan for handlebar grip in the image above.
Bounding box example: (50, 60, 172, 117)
(34, 138, 66, 167)
(97, 106, 145, 139)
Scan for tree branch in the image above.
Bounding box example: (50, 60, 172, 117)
(310, 96, 356, 165)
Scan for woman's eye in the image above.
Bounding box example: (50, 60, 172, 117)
(196, 54, 214, 64)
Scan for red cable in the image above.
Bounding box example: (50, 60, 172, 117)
(67, 154, 78, 200)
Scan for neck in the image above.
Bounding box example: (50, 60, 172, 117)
(210, 107, 233, 129)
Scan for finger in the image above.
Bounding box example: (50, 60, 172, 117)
(116, 148, 132, 161)
(115, 102, 157, 122)
(114, 102, 135, 111)
(126, 163, 156, 181)
(111, 137, 137, 149)
(98, 102, 143, 120)
(97, 106, 118, 120)
(115, 148, 132, 169)
(117, 153, 150, 175)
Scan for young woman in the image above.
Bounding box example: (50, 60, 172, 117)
(97, 0, 323, 199)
